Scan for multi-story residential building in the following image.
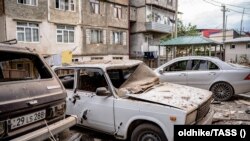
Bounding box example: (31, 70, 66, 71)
(129, 0, 177, 58)
(0, 0, 129, 63)
(79, 0, 129, 61)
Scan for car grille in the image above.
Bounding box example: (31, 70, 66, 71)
(196, 97, 212, 122)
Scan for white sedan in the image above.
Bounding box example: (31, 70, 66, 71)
(154, 56, 250, 101)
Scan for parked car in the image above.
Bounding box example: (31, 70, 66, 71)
(0, 44, 77, 141)
(154, 56, 250, 101)
(53, 60, 214, 141)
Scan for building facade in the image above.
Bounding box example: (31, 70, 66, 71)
(0, 0, 129, 62)
(225, 37, 250, 64)
(129, 0, 177, 58)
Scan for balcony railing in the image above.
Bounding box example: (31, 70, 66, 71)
(145, 22, 172, 33)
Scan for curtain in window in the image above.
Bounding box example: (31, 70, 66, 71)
(114, 7, 117, 17)
(17, 27, 25, 41)
(69, 31, 74, 43)
(32, 28, 39, 42)
(25, 28, 32, 42)
(91, 30, 98, 43)
(60, 0, 65, 10)
(31, 0, 36, 5)
(118, 8, 121, 19)
(64, 30, 69, 43)
(94, 4, 99, 14)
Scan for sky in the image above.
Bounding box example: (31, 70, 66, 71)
(179, 0, 250, 32)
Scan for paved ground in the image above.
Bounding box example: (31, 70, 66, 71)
(60, 95, 250, 141)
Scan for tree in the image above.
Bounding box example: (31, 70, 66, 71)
(161, 20, 199, 41)
(177, 20, 199, 36)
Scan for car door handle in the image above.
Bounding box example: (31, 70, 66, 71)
(179, 73, 187, 76)
(209, 72, 216, 75)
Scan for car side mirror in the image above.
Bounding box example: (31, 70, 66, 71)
(96, 87, 111, 96)
(159, 69, 164, 74)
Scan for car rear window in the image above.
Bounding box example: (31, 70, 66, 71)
(0, 51, 52, 82)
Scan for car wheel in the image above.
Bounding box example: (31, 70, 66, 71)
(211, 82, 234, 101)
(131, 123, 167, 141)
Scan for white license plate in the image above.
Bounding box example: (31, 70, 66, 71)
(10, 110, 46, 130)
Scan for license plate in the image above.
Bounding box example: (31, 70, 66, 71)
(10, 110, 46, 130)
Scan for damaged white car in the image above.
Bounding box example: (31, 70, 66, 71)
(54, 60, 214, 141)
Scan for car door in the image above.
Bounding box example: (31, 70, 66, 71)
(56, 68, 115, 133)
(187, 59, 221, 90)
(159, 60, 188, 85)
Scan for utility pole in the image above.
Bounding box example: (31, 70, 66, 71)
(240, 8, 245, 36)
(222, 4, 226, 43)
(221, 4, 229, 61)
(174, 0, 178, 38)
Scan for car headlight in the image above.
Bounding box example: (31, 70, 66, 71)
(185, 110, 197, 124)
(0, 121, 5, 137)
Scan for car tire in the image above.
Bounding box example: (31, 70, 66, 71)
(131, 123, 167, 141)
(210, 82, 234, 101)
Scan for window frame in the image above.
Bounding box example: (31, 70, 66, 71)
(230, 44, 235, 49)
(56, 25, 75, 44)
(90, 29, 103, 44)
(164, 60, 188, 72)
(113, 5, 122, 19)
(246, 43, 250, 49)
(112, 31, 123, 45)
(17, 0, 38, 6)
(90, 0, 100, 14)
(189, 59, 220, 71)
(167, 0, 173, 6)
(16, 22, 40, 43)
(55, 0, 75, 12)
(76, 67, 110, 93)
(0, 51, 53, 84)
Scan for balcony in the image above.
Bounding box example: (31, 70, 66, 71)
(145, 22, 172, 33)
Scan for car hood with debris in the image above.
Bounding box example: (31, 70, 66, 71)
(118, 63, 212, 113)
(127, 83, 212, 113)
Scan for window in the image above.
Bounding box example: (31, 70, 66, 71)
(107, 65, 137, 88)
(72, 58, 79, 62)
(17, 0, 37, 6)
(0, 51, 52, 82)
(113, 57, 123, 60)
(91, 29, 103, 44)
(113, 31, 123, 45)
(230, 44, 235, 49)
(167, 0, 173, 5)
(57, 25, 75, 43)
(191, 60, 219, 70)
(90, 0, 100, 14)
(164, 60, 188, 72)
(78, 68, 108, 92)
(17, 22, 39, 42)
(55, 0, 75, 11)
(114, 5, 122, 19)
(247, 43, 250, 49)
(91, 57, 103, 60)
(55, 69, 75, 89)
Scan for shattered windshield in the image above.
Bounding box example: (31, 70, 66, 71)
(107, 63, 159, 95)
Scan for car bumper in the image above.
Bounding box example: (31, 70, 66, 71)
(196, 108, 214, 125)
(10, 115, 77, 141)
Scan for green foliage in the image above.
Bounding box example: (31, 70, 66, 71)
(161, 20, 199, 41)
(177, 21, 199, 36)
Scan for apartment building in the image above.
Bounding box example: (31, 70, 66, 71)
(129, 0, 177, 58)
(0, 0, 129, 62)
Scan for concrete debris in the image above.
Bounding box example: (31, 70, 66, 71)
(237, 100, 250, 106)
(246, 109, 250, 114)
(212, 101, 221, 104)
